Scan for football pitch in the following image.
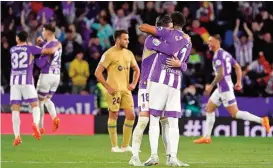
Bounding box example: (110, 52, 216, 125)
(1, 135, 272, 168)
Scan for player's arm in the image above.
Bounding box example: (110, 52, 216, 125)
(139, 24, 157, 36)
(205, 55, 225, 94)
(41, 42, 62, 55)
(95, 53, 116, 95)
(146, 37, 177, 56)
(166, 42, 192, 71)
(232, 58, 243, 90)
(35, 56, 49, 68)
(211, 65, 224, 87)
(129, 55, 140, 91)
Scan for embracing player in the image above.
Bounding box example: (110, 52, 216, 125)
(193, 35, 270, 144)
(129, 15, 188, 166)
(138, 12, 192, 166)
(10, 31, 60, 146)
(35, 24, 62, 134)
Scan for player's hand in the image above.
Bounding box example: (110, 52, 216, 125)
(128, 83, 136, 91)
(107, 87, 116, 95)
(166, 57, 181, 68)
(36, 36, 44, 45)
(204, 84, 213, 96)
(234, 82, 242, 91)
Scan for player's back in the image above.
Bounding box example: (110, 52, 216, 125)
(213, 48, 237, 92)
(149, 28, 191, 89)
(139, 35, 160, 89)
(40, 40, 62, 75)
(10, 45, 39, 85)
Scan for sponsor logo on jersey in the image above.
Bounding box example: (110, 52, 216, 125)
(118, 65, 123, 71)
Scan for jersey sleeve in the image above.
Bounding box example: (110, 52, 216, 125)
(155, 27, 169, 39)
(145, 36, 185, 57)
(130, 52, 137, 67)
(213, 50, 224, 69)
(35, 55, 49, 68)
(29, 45, 43, 55)
(230, 56, 237, 66)
(99, 52, 112, 69)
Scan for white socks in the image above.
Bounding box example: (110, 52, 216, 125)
(167, 117, 179, 158)
(160, 118, 170, 155)
(32, 107, 41, 125)
(12, 111, 20, 137)
(44, 99, 57, 119)
(132, 116, 149, 157)
(39, 100, 45, 128)
(149, 115, 160, 156)
(204, 112, 215, 138)
(235, 111, 262, 124)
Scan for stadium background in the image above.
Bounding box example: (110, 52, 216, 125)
(1, 1, 273, 135)
(1, 1, 273, 168)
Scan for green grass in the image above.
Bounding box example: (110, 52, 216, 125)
(1, 135, 272, 168)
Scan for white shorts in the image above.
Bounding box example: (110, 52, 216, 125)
(10, 85, 38, 104)
(138, 88, 149, 112)
(37, 74, 60, 98)
(149, 81, 181, 118)
(210, 88, 237, 107)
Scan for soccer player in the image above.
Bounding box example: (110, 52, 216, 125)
(10, 31, 60, 146)
(139, 12, 191, 166)
(129, 15, 188, 166)
(193, 35, 271, 144)
(95, 30, 140, 152)
(36, 24, 62, 134)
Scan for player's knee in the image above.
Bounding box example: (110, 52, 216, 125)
(126, 112, 135, 120)
(109, 111, 118, 120)
(30, 101, 38, 108)
(39, 97, 45, 101)
(226, 104, 239, 118)
(139, 111, 149, 117)
(11, 104, 20, 111)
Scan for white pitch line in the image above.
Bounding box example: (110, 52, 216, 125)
(1, 160, 271, 165)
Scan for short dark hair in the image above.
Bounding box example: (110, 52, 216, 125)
(156, 14, 172, 27)
(114, 30, 128, 40)
(44, 24, 55, 33)
(171, 11, 186, 27)
(212, 34, 222, 43)
(17, 31, 28, 42)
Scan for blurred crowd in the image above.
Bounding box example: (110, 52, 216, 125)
(1, 1, 273, 104)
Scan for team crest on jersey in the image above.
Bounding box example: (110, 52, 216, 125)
(152, 39, 161, 46)
(158, 26, 163, 30)
(118, 65, 123, 71)
(216, 59, 222, 66)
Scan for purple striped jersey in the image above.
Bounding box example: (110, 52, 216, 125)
(139, 35, 188, 89)
(213, 48, 237, 92)
(10, 45, 42, 85)
(149, 27, 192, 89)
(36, 40, 62, 75)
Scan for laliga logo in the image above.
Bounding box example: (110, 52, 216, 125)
(210, 121, 273, 137)
(55, 103, 91, 114)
